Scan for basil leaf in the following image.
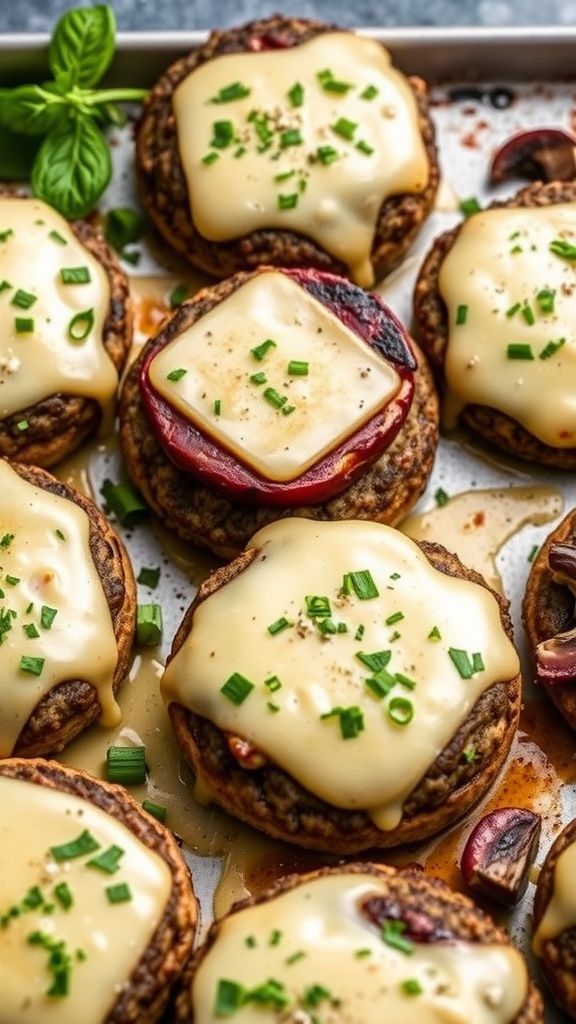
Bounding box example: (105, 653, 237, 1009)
(0, 84, 65, 136)
(49, 5, 116, 89)
(31, 117, 112, 220)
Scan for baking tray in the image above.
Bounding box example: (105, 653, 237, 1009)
(2, 24, 576, 1021)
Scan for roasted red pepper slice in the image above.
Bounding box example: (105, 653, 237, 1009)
(139, 267, 416, 508)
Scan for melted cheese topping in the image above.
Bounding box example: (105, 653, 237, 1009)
(0, 460, 121, 756)
(0, 196, 117, 430)
(148, 270, 401, 481)
(172, 32, 429, 287)
(0, 774, 171, 1023)
(190, 871, 528, 1023)
(439, 204, 576, 447)
(161, 518, 519, 830)
(532, 838, 576, 956)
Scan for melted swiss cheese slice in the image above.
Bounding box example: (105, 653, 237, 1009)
(533, 837, 576, 956)
(0, 196, 117, 430)
(439, 203, 576, 447)
(148, 270, 401, 482)
(0, 460, 121, 756)
(161, 518, 519, 830)
(0, 774, 171, 1023)
(190, 871, 529, 1023)
(172, 32, 429, 287)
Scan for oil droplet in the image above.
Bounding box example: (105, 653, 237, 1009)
(401, 485, 563, 592)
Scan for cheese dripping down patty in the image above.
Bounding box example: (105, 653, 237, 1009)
(438, 203, 576, 448)
(0, 460, 121, 756)
(161, 518, 520, 830)
(533, 836, 576, 956)
(0, 774, 172, 1024)
(148, 270, 402, 482)
(0, 196, 117, 431)
(190, 871, 529, 1024)
(172, 32, 429, 287)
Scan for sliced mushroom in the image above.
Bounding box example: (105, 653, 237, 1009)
(460, 807, 541, 906)
(489, 128, 576, 184)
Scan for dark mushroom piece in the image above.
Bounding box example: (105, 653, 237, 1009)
(535, 541, 576, 686)
(489, 128, 576, 184)
(460, 807, 541, 906)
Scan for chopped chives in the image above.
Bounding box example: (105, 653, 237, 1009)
(381, 919, 414, 954)
(280, 128, 302, 148)
(356, 650, 392, 672)
(395, 672, 416, 690)
(348, 569, 379, 599)
(471, 651, 485, 673)
(166, 367, 187, 381)
(506, 301, 521, 318)
(385, 611, 404, 626)
(356, 139, 375, 156)
(142, 799, 167, 823)
(315, 144, 339, 164)
(435, 487, 449, 507)
(106, 745, 147, 784)
(210, 120, 235, 148)
(11, 289, 36, 309)
(250, 371, 267, 385)
(365, 669, 396, 698)
(278, 193, 298, 210)
(53, 882, 73, 910)
(221, 672, 254, 705)
(507, 342, 534, 360)
(540, 337, 565, 360)
(428, 625, 442, 640)
(401, 978, 423, 996)
(40, 605, 57, 630)
(137, 566, 160, 589)
(214, 979, 246, 1015)
(459, 196, 481, 216)
(521, 302, 535, 325)
(210, 81, 251, 103)
(305, 594, 331, 618)
(550, 239, 576, 260)
(20, 655, 44, 676)
(267, 616, 292, 635)
(50, 829, 100, 862)
(214, 399, 222, 415)
(288, 81, 304, 107)
(388, 696, 414, 726)
(14, 317, 34, 333)
(136, 603, 163, 646)
(169, 283, 188, 307)
(264, 675, 282, 692)
(448, 647, 475, 679)
(60, 266, 91, 284)
(536, 287, 555, 314)
(361, 84, 379, 99)
(455, 304, 468, 325)
(16, 419, 29, 431)
(87, 844, 124, 874)
(23, 623, 40, 639)
(68, 308, 94, 341)
(331, 116, 357, 141)
(287, 360, 309, 376)
(263, 387, 287, 409)
(48, 229, 67, 245)
(105, 883, 132, 904)
(250, 338, 276, 361)
(100, 478, 148, 527)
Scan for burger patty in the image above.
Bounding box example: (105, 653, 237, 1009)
(0, 756, 196, 1024)
(6, 460, 136, 757)
(118, 269, 439, 560)
(0, 206, 133, 468)
(175, 861, 543, 1024)
(164, 538, 521, 853)
(413, 179, 576, 469)
(135, 15, 440, 285)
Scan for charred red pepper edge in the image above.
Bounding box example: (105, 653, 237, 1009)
(139, 267, 416, 509)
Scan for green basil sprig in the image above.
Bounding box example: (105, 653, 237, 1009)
(0, 5, 147, 219)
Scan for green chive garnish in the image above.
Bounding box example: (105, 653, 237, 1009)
(67, 308, 94, 341)
(106, 745, 147, 785)
(221, 672, 254, 705)
(87, 844, 124, 874)
(348, 569, 379, 599)
(20, 655, 44, 675)
(50, 829, 100, 862)
(550, 239, 576, 260)
(100, 478, 148, 527)
(388, 696, 414, 726)
(60, 266, 91, 284)
(331, 116, 357, 141)
(11, 289, 36, 309)
(166, 367, 187, 381)
(105, 883, 132, 904)
(136, 603, 163, 646)
(287, 360, 309, 376)
(507, 342, 534, 360)
(210, 82, 251, 103)
(251, 338, 276, 361)
(381, 919, 414, 954)
(267, 616, 292, 635)
(455, 304, 468, 325)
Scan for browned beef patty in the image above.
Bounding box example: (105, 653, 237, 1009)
(164, 537, 521, 853)
(533, 818, 576, 1019)
(0, 756, 196, 1024)
(522, 508, 576, 732)
(413, 180, 576, 468)
(118, 269, 439, 559)
(6, 460, 136, 757)
(0, 198, 133, 468)
(135, 15, 440, 285)
(175, 861, 543, 1023)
